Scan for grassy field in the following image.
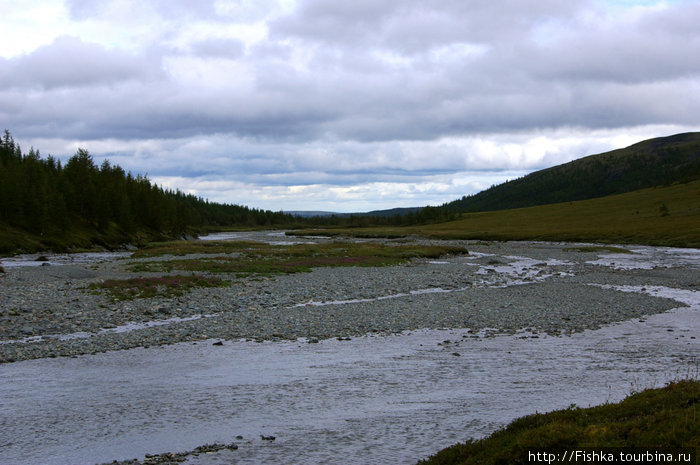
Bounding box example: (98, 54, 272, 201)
(418, 380, 699, 465)
(292, 180, 700, 247)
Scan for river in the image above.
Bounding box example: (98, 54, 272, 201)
(1, 298, 697, 465)
(1, 238, 698, 464)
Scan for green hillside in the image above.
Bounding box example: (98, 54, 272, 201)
(445, 132, 700, 213)
(293, 179, 700, 247)
(422, 181, 700, 246)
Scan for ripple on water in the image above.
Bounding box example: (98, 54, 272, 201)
(0, 297, 697, 465)
(1, 243, 698, 464)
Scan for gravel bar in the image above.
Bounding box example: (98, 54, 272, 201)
(1, 239, 695, 363)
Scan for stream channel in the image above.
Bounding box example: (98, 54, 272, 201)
(0, 235, 698, 465)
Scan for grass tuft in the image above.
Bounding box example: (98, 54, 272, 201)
(89, 274, 230, 300)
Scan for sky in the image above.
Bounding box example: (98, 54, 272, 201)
(1, 0, 699, 213)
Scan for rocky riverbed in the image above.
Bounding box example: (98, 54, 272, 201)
(1, 234, 699, 465)
(1, 235, 697, 363)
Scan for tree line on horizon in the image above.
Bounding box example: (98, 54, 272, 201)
(0, 130, 299, 241)
(5, 130, 697, 250)
(0, 130, 458, 249)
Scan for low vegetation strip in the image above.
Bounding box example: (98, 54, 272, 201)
(131, 240, 263, 257)
(417, 380, 700, 465)
(89, 275, 231, 300)
(128, 241, 469, 276)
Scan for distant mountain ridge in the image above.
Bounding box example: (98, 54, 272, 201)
(364, 207, 423, 217)
(286, 207, 422, 218)
(445, 132, 700, 213)
(285, 211, 346, 218)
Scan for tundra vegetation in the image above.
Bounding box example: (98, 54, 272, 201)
(89, 275, 231, 301)
(127, 241, 469, 276)
(86, 241, 467, 300)
(418, 380, 700, 465)
(291, 178, 700, 248)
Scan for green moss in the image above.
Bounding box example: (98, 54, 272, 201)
(418, 380, 700, 465)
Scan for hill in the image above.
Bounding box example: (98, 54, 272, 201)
(285, 207, 423, 218)
(416, 179, 700, 246)
(365, 206, 423, 217)
(291, 178, 700, 247)
(444, 132, 700, 213)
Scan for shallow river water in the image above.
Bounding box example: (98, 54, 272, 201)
(1, 302, 697, 465)
(1, 240, 699, 465)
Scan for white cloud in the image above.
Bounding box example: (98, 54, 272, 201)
(1, 0, 699, 212)
(0, 0, 70, 57)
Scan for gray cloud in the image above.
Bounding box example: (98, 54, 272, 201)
(5, 1, 700, 143)
(523, 5, 700, 84)
(189, 38, 245, 58)
(2, 0, 700, 211)
(0, 36, 162, 90)
(271, 0, 586, 51)
(64, 0, 107, 20)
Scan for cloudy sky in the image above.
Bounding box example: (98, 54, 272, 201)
(1, 0, 699, 212)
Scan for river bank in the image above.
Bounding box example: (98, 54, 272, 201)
(2, 297, 698, 465)
(1, 235, 698, 363)
(1, 234, 698, 464)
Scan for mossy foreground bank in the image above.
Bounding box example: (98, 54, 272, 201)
(418, 380, 699, 465)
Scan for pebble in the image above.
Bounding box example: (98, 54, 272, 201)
(102, 443, 240, 465)
(0, 239, 692, 363)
